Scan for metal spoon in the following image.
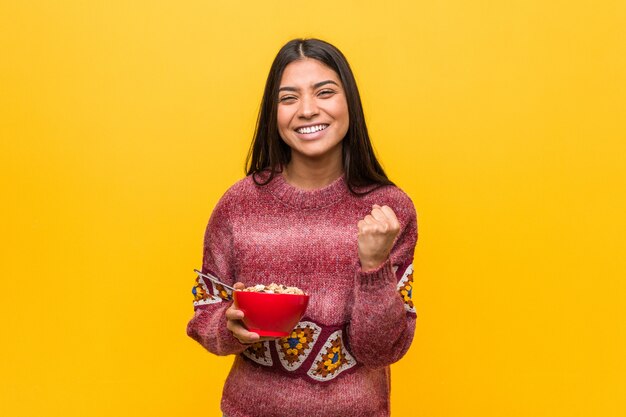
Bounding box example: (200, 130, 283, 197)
(193, 269, 236, 292)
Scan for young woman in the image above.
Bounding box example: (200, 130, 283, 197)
(187, 38, 418, 417)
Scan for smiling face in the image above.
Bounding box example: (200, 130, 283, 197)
(276, 58, 349, 168)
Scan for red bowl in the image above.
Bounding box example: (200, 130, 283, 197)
(233, 291, 310, 337)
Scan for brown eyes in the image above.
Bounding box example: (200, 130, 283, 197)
(278, 90, 336, 103)
(318, 89, 336, 98)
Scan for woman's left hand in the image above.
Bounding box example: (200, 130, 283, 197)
(357, 204, 401, 272)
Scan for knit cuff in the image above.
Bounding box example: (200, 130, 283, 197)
(357, 258, 395, 289)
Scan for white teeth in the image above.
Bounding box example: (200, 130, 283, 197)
(297, 124, 328, 134)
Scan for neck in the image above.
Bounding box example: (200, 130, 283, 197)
(283, 155, 344, 190)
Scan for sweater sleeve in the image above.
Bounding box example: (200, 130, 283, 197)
(186, 192, 248, 356)
(347, 196, 418, 368)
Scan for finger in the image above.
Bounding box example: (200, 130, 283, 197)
(380, 205, 400, 228)
(225, 311, 244, 322)
(226, 316, 259, 342)
(258, 336, 279, 342)
(232, 325, 261, 344)
(366, 211, 389, 232)
(357, 219, 367, 233)
(358, 222, 374, 235)
(225, 305, 244, 321)
(363, 214, 377, 225)
(233, 282, 245, 290)
(370, 207, 387, 223)
(226, 317, 240, 334)
(236, 327, 261, 344)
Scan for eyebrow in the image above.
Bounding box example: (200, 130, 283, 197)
(278, 80, 339, 93)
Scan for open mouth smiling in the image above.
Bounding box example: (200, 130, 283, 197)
(295, 124, 329, 134)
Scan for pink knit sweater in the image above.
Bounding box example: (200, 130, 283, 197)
(187, 172, 418, 417)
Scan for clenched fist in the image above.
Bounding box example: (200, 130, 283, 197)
(357, 204, 401, 271)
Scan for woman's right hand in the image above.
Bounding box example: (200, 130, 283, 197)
(225, 282, 275, 344)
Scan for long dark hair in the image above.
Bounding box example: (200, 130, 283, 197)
(245, 38, 393, 194)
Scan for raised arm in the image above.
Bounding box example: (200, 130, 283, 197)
(347, 200, 418, 367)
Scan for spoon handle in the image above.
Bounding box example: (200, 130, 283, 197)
(193, 269, 236, 292)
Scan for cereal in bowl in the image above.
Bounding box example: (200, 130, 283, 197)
(241, 283, 304, 295)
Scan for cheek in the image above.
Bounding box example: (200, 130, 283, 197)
(333, 99, 349, 124)
(335, 103, 349, 130)
(276, 108, 291, 131)
(338, 111, 349, 139)
(276, 111, 292, 142)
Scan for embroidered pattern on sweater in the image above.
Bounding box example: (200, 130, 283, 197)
(307, 330, 356, 382)
(213, 282, 232, 301)
(276, 321, 321, 371)
(396, 263, 415, 313)
(192, 276, 222, 307)
(242, 341, 273, 366)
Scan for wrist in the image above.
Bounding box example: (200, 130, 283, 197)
(360, 262, 382, 272)
(359, 256, 389, 272)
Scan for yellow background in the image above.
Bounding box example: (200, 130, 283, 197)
(1, 1, 625, 416)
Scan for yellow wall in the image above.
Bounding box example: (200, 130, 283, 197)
(1, 1, 625, 416)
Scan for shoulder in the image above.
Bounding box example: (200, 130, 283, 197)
(359, 184, 416, 220)
(366, 184, 414, 206)
(212, 172, 276, 210)
(209, 175, 259, 219)
(221, 175, 256, 199)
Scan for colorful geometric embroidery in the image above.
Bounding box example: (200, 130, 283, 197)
(306, 330, 356, 382)
(213, 282, 232, 301)
(396, 263, 416, 313)
(192, 276, 222, 307)
(242, 341, 272, 366)
(275, 321, 321, 371)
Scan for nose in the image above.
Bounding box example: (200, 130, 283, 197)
(298, 95, 319, 119)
